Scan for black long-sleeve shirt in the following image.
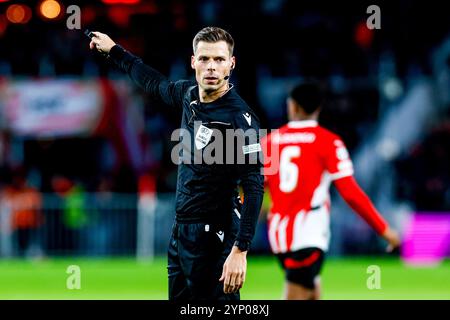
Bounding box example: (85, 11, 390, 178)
(108, 45, 264, 246)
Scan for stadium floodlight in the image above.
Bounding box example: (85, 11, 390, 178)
(39, 0, 62, 20)
(6, 4, 32, 24)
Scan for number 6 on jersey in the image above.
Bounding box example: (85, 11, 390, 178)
(279, 146, 301, 193)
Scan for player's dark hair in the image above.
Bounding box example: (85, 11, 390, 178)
(193, 27, 234, 56)
(290, 82, 324, 114)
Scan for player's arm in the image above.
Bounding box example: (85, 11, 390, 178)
(234, 119, 265, 251)
(235, 164, 265, 249)
(333, 176, 400, 252)
(324, 136, 400, 252)
(89, 31, 189, 107)
(220, 162, 264, 294)
(220, 117, 264, 294)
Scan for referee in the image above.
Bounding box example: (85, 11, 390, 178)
(90, 27, 264, 301)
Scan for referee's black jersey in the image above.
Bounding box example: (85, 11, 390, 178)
(109, 45, 264, 245)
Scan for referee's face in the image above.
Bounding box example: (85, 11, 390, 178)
(191, 40, 235, 94)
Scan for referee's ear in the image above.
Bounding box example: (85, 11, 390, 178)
(230, 56, 236, 70)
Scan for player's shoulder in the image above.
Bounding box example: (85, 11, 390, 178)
(177, 80, 197, 95)
(316, 125, 343, 141)
(314, 125, 350, 153)
(229, 92, 261, 130)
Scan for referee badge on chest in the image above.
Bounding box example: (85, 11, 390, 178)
(195, 124, 213, 150)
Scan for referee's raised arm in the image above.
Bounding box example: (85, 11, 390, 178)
(89, 31, 189, 108)
(89, 31, 116, 54)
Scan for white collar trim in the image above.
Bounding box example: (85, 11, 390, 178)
(287, 120, 318, 128)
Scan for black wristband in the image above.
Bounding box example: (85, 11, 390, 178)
(234, 240, 250, 252)
(108, 44, 125, 60)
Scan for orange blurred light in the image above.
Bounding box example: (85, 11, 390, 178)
(40, 0, 61, 19)
(6, 4, 32, 24)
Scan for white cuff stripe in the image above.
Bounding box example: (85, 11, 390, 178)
(330, 169, 354, 180)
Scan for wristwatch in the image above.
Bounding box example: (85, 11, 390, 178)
(234, 240, 251, 252)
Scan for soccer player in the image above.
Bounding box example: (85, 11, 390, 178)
(89, 27, 264, 300)
(261, 83, 400, 300)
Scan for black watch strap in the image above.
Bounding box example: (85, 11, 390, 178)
(234, 240, 250, 252)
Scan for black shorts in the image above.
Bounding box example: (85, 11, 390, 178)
(168, 213, 240, 301)
(276, 248, 325, 289)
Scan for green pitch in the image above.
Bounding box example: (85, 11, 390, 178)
(0, 256, 449, 299)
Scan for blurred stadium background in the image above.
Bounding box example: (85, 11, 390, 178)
(0, 0, 449, 299)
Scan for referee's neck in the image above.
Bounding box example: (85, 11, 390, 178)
(199, 84, 231, 103)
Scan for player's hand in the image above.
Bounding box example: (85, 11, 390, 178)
(219, 246, 247, 294)
(89, 31, 116, 54)
(381, 227, 401, 252)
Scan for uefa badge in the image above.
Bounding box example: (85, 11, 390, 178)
(195, 124, 213, 150)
